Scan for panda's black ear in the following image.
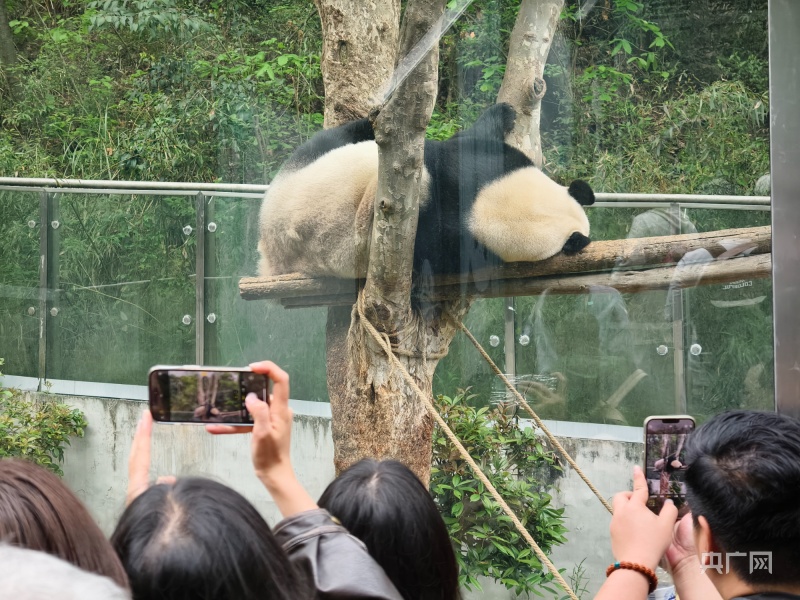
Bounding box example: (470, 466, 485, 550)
(569, 180, 595, 206)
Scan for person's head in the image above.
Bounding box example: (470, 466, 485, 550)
(0, 544, 130, 600)
(111, 477, 303, 600)
(318, 459, 461, 600)
(0, 458, 129, 588)
(685, 410, 800, 588)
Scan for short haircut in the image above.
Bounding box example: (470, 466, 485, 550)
(0, 458, 129, 588)
(318, 459, 461, 600)
(111, 477, 304, 600)
(685, 410, 800, 585)
(0, 544, 130, 600)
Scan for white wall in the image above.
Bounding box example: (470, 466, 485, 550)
(40, 393, 639, 599)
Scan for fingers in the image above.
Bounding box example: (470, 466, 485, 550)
(245, 392, 270, 421)
(126, 411, 153, 506)
(205, 424, 254, 435)
(631, 464, 649, 502)
(659, 498, 678, 524)
(249, 361, 290, 410)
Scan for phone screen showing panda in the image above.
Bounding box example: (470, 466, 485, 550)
(644, 416, 695, 515)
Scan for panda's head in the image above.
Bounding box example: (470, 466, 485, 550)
(468, 167, 595, 263)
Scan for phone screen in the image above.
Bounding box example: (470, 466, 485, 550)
(644, 416, 695, 514)
(149, 368, 268, 424)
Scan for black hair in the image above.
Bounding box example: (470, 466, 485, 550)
(318, 459, 461, 600)
(111, 477, 305, 600)
(685, 410, 800, 586)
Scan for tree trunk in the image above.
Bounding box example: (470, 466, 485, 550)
(328, 0, 461, 486)
(313, 0, 401, 127)
(0, 0, 18, 95)
(496, 0, 564, 167)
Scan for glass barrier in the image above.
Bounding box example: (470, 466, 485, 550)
(45, 193, 196, 384)
(0, 2, 772, 421)
(0, 191, 42, 377)
(203, 195, 329, 401)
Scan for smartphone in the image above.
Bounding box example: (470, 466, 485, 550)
(148, 365, 269, 425)
(643, 415, 696, 514)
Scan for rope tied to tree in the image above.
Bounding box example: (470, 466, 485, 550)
(450, 316, 615, 515)
(354, 294, 580, 600)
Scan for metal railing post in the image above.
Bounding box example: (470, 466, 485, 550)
(195, 192, 205, 366)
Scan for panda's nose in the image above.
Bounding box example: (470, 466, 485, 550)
(562, 232, 591, 255)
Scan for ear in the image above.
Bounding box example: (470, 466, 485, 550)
(694, 515, 718, 560)
(568, 180, 595, 206)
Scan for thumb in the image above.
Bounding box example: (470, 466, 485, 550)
(245, 392, 270, 423)
(658, 498, 679, 526)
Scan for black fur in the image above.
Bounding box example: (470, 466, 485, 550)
(561, 232, 591, 255)
(284, 118, 375, 171)
(419, 104, 534, 276)
(275, 103, 592, 280)
(568, 180, 595, 206)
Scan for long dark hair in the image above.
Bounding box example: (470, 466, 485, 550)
(0, 458, 129, 588)
(318, 459, 461, 600)
(111, 477, 303, 600)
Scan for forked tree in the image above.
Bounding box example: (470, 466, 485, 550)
(315, 0, 565, 484)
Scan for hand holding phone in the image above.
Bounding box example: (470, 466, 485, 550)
(644, 415, 696, 515)
(206, 361, 318, 518)
(148, 365, 269, 425)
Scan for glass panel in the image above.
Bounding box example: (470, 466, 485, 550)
(0, 191, 41, 377)
(46, 194, 196, 384)
(203, 196, 329, 402)
(434, 297, 507, 401)
(683, 208, 774, 419)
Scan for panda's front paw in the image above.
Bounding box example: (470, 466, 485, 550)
(561, 232, 591, 255)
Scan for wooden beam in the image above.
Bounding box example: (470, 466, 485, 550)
(278, 253, 772, 308)
(239, 225, 771, 304)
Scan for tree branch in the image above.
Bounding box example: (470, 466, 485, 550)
(496, 0, 564, 167)
(313, 0, 401, 126)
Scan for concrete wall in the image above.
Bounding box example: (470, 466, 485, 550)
(35, 393, 640, 599)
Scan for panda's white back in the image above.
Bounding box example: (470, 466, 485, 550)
(258, 141, 379, 278)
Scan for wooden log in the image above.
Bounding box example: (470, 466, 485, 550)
(279, 253, 772, 308)
(240, 225, 771, 303)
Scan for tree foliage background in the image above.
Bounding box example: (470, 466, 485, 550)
(0, 0, 772, 438)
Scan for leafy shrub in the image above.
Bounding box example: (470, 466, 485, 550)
(431, 390, 567, 596)
(0, 359, 88, 476)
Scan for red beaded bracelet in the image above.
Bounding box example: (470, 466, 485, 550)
(605, 561, 658, 594)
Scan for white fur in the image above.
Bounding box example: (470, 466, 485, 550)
(468, 167, 590, 263)
(259, 145, 589, 278)
(258, 141, 380, 278)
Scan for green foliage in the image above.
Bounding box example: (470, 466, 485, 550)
(87, 0, 212, 38)
(0, 359, 88, 476)
(431, 390, 567, 595)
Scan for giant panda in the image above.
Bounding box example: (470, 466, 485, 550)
(257, 103, 594, 282)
